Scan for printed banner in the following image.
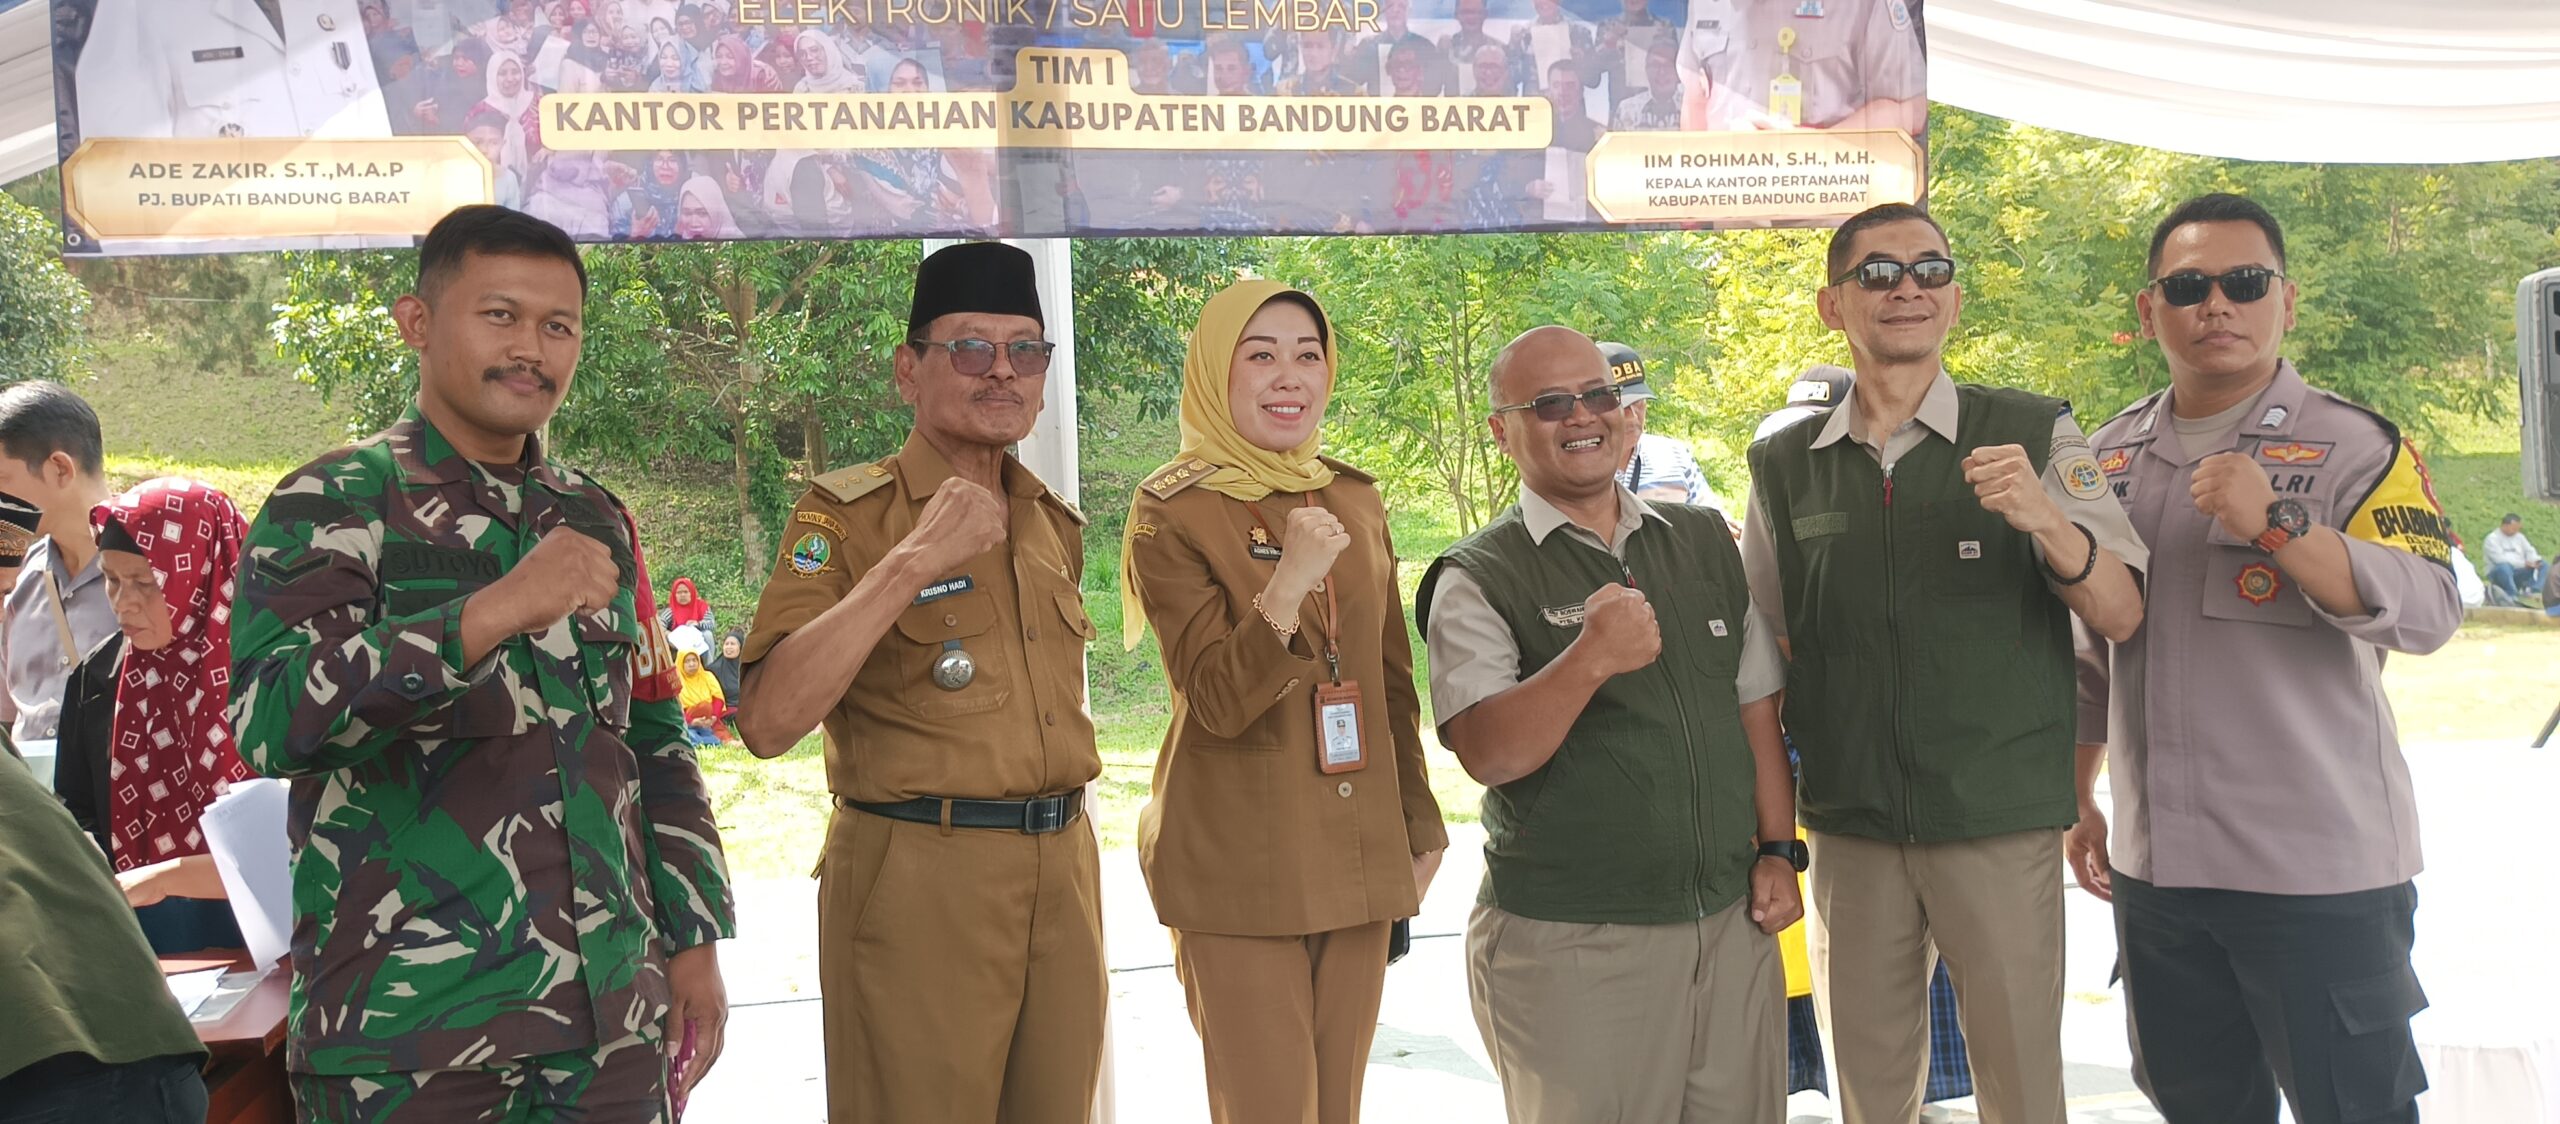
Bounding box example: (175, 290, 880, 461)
(49, 0, 1925, 254)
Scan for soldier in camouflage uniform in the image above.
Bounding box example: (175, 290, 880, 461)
(229, 206, 735, 1123)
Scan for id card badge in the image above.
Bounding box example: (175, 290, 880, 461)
(1314, 680, 1367, 774)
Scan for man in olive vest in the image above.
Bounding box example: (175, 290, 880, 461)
(1420, 325, 1803, 1122)
(1741, 202, 2148, 1124)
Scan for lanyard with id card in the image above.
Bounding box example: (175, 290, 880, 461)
(1248, 495, 1367, 775)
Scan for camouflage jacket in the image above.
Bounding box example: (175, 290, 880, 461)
(229, 409, 734, 1075)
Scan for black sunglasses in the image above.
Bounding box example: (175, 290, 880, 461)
(2150, 267, 2283, 308)
(1494, 384, 1624, 423)
(910, 338, 1057, 376)
(1830, 257, 1957, 291)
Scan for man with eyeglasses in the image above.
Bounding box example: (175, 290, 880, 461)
(1741, 202, 2146, 1124)
(2072, 193, 2457, 1124)
(1419, 326, 1803, 1121)
(737, 241, 1107, 1121)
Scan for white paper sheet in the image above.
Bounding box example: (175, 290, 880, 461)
(164, 966, 225, 1018)
(200, 778, 292, 971)
(1543, 147, 1586, 223)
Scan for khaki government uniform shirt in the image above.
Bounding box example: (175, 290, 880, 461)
(742, 431, 1100, 803)
(1126, 456, 1448, 937)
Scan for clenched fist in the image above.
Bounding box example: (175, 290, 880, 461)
(1273, 505, 1351, 595)
(2191, 452, 2280, 543)
(899, 477, 1008, 577)
(477, 529, 621, 638)
(1963, 444, 2064, 536)
(1573, 583, 1661, 678)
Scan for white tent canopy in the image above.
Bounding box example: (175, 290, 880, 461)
(1927, 0, 2560, 164)
(6, 0, 2560, 187)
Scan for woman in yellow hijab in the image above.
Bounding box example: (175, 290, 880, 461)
(1120, 279, 1447, 1124)
(675, 650, 728, 748)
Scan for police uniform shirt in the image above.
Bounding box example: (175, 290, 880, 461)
(0, 539, 120, 746)
(76, 0, 393, 141)
(740, 431, 1100, 803)
(1677, 0, 1924, 130)
(2075, 361, 2461, 896)
(1425, 483, 1784, 724)
(1740, 370, 2149, 643)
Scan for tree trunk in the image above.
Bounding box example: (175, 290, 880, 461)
(733, 402, 761, 585)
(720, 270, 767, 585)
(801, 400, 830, 478)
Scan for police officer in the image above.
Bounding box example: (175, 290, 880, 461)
(2072, 193, 2459, 1124)
(1678, 0, 1924, 133)
(1742, 202, 2147, 1124)
(738, 242, 1106, 1123)
(1120, 280, 1447, 1124)
(75, 0, 391, 142)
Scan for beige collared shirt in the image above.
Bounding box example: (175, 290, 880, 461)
(1741, 370, 2149, 640)
(1424, 484, 1783, 724)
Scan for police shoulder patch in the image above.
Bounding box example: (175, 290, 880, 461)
(1887, 0, 1912, 30)
(1141, 457, 1217, 500)
(812, 459, 897, 505)
(2059, 453, 2110, 501)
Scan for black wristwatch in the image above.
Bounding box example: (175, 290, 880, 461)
(2256, 498, 2312, 554)
(1757, 839, 1809, 873)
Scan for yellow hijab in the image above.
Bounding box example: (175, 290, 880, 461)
(1119, 279, 1339, 648)
(677, 651, 724, 713)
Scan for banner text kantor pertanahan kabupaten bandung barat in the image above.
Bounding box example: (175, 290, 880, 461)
(735, 0, 1381, 34)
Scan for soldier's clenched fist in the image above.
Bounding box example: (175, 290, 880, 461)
(469, 529, 622, 641)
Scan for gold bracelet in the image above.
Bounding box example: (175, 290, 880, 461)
(1251, 593, 1299, 638)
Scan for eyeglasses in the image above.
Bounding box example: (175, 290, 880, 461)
(1493, 384, 1624, 423)
(2150, 267, 2282, 308)
(909, 338, 1057, 376)
(1829, 257, 1957, 291)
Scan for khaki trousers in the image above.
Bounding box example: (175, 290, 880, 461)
(1466, 899, 1785, 1123)
(1169, 920, 1393, 1124)
(1806, 828, 2066, 1124)
(816, 809, 1107, 1124)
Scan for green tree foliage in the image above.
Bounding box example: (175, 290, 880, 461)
(1261, 232, 1721, 531)
(0, 192, 91, 383)
(273, 237, 1243, 578)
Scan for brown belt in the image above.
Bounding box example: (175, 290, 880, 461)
(840, 790, 1084, 834)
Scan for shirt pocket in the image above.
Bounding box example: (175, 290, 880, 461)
(575, 612, 635, 730)
(2199, 499, 2327, 629)
(894, 589, 1012, 719)
(170, 48, 257, 133)
(1054, 590, 1097, 644)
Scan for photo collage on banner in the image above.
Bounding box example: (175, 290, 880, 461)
(48, 0, 1926, 253)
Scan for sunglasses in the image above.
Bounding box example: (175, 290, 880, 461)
(2150, 267, 2282, 308)
(910, 338, 1057, 376)
(1493, 384, 1624, 423)
(1830, 257, 1956, 291)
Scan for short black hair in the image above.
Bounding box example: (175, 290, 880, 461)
(416, 205, 587, 302)
(1825, 202, 1945, 284)
(2148, 192, 2286, 278)
(0, 381, 104, 479)
(2504, 513, 2525, 524)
